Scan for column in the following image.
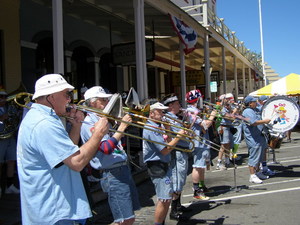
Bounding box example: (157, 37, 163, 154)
(204, 33, 211, 100)
(133, 0, 148, 100)
(222, 46, 226, 94)
(87, 57, 100, 85)
(52, 0, 64, 73)
(248, 67, 252, 94)
(233, 56, 238, 99)
(180, 42, 187, 108)
(242, 63, 246, 96)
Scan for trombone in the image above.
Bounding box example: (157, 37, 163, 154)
(73, 103, 195, 152)
(14, 92, 195, 152)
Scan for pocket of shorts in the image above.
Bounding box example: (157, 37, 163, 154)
(146, 161, 168, 178)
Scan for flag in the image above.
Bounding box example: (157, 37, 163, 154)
(253, 71, 259, 82)
(169, 14, 197, 54)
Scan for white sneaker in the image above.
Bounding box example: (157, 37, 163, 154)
(5, 184, 20, 194)
(249, 174, 263, 184)
(256, 171, 269, 180)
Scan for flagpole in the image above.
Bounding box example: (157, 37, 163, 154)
(258, 0, 267, 86)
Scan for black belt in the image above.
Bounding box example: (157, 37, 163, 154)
(101, 161, 127, 172)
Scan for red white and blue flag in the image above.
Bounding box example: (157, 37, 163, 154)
(169, 14, 197, 54)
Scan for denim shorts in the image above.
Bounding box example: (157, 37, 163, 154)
(170, 151, 188, 192)
(0, 137, 17, 163)
(233, 123, 243, 145)
(151, 168, 173, 200)
(218, 126, 233, 145)
(192, 147, 210, 168)
(100, 165, 140, 223)
(248, 145, 263, 167)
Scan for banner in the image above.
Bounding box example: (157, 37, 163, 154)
(169, 14, 197, 54)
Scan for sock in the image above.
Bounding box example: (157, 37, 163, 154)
(217, 159, 222, 164)
(6, 177, 14, 188)
(262, 161, 268, 172)
(193, 183, 200, 191)
(232, 144, 239, 154)
(199, 181, 205, 188)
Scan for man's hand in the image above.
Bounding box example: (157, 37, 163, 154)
(118, 114, 132, 132)
(94, 117, 110, 137)
(67, 106, 85, 126)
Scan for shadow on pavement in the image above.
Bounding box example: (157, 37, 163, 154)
(177, 201, 231, 224)
(268, 164, 300, 178)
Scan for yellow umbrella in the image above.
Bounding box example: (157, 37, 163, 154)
(250, 73, 300, 96)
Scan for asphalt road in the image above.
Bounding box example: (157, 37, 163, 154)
(131, 130, 300, 225)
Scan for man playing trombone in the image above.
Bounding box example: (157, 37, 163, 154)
(162, 94, 191, 221)
(17, 74, 110, 225)
(80, 86, 140, 225)
(143, 102, 187, 225)
(185, 90, 216, 200)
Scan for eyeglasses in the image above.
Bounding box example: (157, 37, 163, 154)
(63, 91, 72, 99)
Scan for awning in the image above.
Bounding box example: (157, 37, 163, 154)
(250, 73, 300, 96)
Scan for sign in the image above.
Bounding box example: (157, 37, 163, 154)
(210, 71, 220, 87)
(112, 40, 155, 65)
(172, 70, 205, 86)
(210, 81, 217, 92)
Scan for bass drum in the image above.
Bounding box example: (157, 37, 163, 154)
(261, 96, 300, 133)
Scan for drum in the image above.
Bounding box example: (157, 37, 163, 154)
(261, 96, 300, 133)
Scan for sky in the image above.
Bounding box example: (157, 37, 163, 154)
(216, 0, 300, 77)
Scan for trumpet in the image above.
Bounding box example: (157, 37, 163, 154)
(14, 92, 195, 152)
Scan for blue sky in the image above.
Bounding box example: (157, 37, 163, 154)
(216, 0, 300, 77)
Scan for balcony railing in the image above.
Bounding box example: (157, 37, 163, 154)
(180, 1, 262, 72)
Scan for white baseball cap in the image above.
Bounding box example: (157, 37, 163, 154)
(150, 102, 169, 111)
(32, 74, 74, 100)
(84, 86, 112, 100)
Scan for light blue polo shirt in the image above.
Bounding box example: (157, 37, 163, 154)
(242, 107, 265, 144)
(164, 112, 190, 148)
(17, 103, 91, 225)
(80, 112, 127, 169)
(143, 120, 171, 163)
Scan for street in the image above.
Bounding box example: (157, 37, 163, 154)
(1, 129, 300, 225)
(131, 129, 300, 225)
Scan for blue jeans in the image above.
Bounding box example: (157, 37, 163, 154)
(100, 165, 140, 223)
(170, 151, 188, 192)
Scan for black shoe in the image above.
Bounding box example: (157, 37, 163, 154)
(193, 189, 210, 200)
(169, 211, 189, 221)
(201, 186, 213, 193)
(177, 205, 192, 212)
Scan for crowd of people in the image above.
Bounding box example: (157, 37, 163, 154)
(0, 73, 296, 224)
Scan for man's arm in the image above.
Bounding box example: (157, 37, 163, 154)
(63, 117, 109, 172)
